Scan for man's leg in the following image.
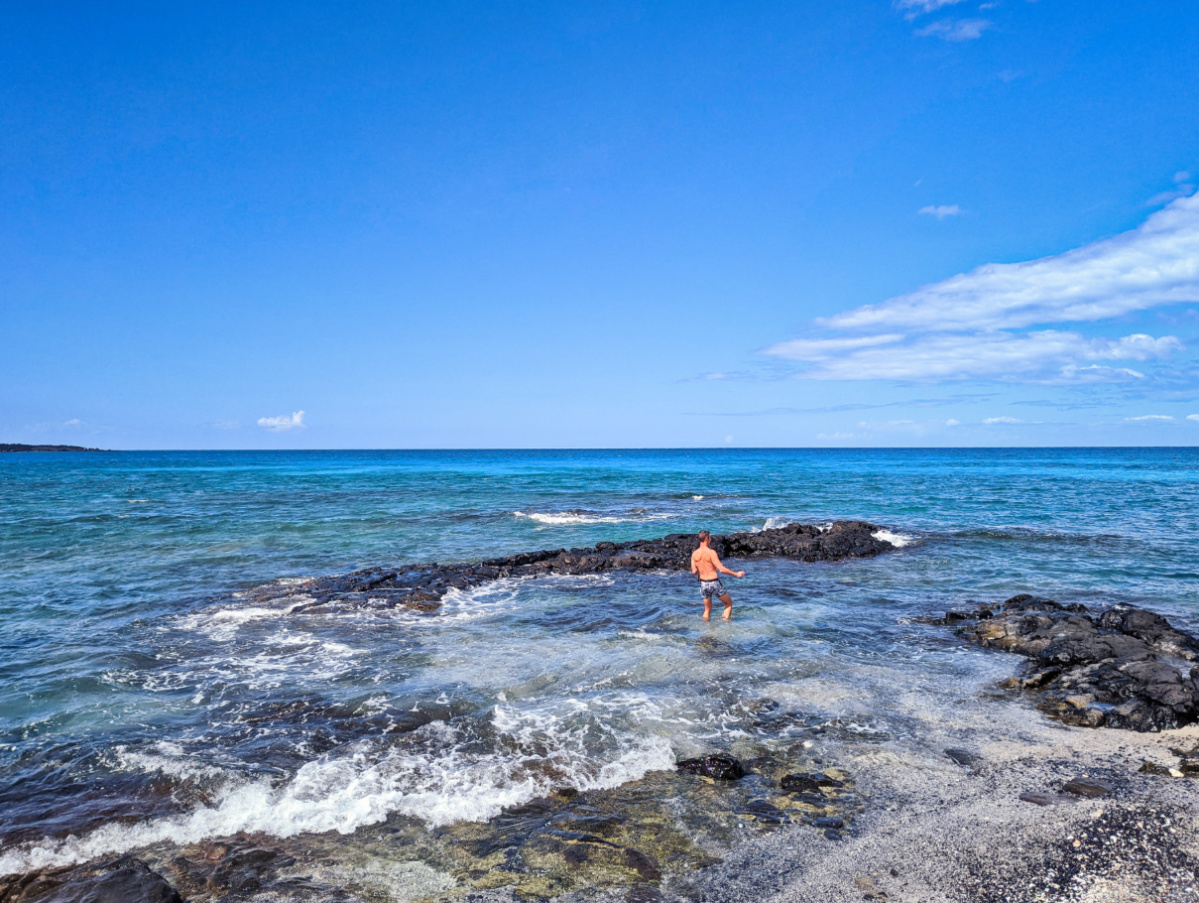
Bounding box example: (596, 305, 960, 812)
(702, 596, 712, 620)
(719, 592, 733, 620)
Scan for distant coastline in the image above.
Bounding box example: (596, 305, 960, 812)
(0, 443, 106, 453)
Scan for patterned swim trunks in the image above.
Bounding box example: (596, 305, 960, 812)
(699, 579, 727, 600)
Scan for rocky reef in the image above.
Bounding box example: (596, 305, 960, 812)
(290, 521, 894, 614)
(929, 594, 1199, 731)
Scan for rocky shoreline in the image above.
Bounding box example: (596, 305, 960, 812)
(7, 532, 1199, 902)
(925, 594, 1199, 732)
(289, 521, 894, 615)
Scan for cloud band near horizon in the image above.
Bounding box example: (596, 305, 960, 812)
(765, 191, 1199, 382)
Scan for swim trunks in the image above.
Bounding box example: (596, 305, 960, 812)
(699, 578, 727, 600)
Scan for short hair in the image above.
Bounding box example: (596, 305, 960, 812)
(697, 530, 710, 542)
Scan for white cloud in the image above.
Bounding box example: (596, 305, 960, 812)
(919, 204, 961, 219)
(1058, 364, 1146, 382)
(895, 0, 968, 16)
(1125, 414, 1174, 422)
(1176, 171, 1193, 184)
(763, 191, 1199, 383)
(768, 330, 1180, 382)
(916, 18, 993, 41)
(63, 418, 81, 427)
(213, 421, 241, 430)
(823, 193, 1199, 334)
(1188, 414, 1199, 422)
(766, 333, 904, 359)
(817, 432, 855, 440)
(983, 416, 1022, 424)
(257, 411, 306, 432)
(1148, 184, 1194, 207)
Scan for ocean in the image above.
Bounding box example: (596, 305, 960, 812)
(2, 448, 1198, 896)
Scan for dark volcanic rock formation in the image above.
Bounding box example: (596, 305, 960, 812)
(933, 594, 1199, 731)
(290, 521, 894, 614)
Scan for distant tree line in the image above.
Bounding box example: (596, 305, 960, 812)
(0, 444, 107, 452)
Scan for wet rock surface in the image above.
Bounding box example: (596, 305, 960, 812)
(929, 594, 1199, 731)
(1, 741, 861, 902)
(0, 856, 183, 903)
(283, 521, 893, 614)
(676, 755, 745, 781)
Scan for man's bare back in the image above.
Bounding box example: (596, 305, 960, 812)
(689, 530, 746, 621)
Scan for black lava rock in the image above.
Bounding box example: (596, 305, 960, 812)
(932, 594, 1199, 732)
(287, 521, 896, 614)
(37, 857, 183, 903)
(677, 754, 745, 780)
(780, 771, 844, 792)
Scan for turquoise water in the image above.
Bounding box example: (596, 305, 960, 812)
(1, 448, 1197, 874)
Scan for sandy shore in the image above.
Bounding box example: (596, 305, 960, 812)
(653, 723, 1199, 902)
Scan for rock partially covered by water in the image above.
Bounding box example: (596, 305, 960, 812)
(780, 771, 844, 792)
(936, 595, 1199, 731)
(1, 856, 183, 903)
(292, 521, 894, 614)
(677, 754, 745, 780)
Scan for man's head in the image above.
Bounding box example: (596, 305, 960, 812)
(698, 530, 711, 546)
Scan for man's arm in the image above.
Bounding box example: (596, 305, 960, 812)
(690, 550, 699, 575)
(713, 553, 746, 578)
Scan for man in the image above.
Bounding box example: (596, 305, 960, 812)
(690, 530, 746, 621)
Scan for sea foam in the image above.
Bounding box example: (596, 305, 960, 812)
(0, 710, 674, 876)
(872, 529, 916, 548)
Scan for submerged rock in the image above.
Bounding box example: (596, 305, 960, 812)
(934, 595, 1199, 731)
(0, 856, 183, 903)
(677, 754, 745, 780)
(286, 521, 895, 613)
(780, 771, 844, 792)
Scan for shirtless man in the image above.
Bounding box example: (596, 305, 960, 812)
(690, 530, 746, 621)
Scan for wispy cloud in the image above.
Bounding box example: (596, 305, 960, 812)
(63, 418, 81, 427)
(763, 192, 1199, 382)
(766, 330, 1179, 382)
(915, 18, 993, 41)
(213, 420, 241, 430)
(895, 0, 969, 15)
(257, 411, 306, 432)
(919, 204, 961, 219)
(1147, 175, 1195, 207)
(816, 431, 855, 441)
(1124, 414, 1174, 422)
(1188, 414, 1199, 422)
(824, 193, 1199, 333)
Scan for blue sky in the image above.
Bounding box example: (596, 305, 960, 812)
(2, 1, 1197, 448)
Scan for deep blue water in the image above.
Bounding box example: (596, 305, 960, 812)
(1, 448, 1197, 874)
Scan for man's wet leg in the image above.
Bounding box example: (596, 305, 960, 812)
(719, 593, 733, 620)
(702, 597, 712, 621)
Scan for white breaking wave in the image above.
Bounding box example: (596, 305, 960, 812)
(175, 605, 291, 641)
(513, 510, 674, 526)
(872, 529, 916, 548)
(0, 709, 675, 876)
(752, 516, 792, 533)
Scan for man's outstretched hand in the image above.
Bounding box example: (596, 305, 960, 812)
(734, 570, 746, 578)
